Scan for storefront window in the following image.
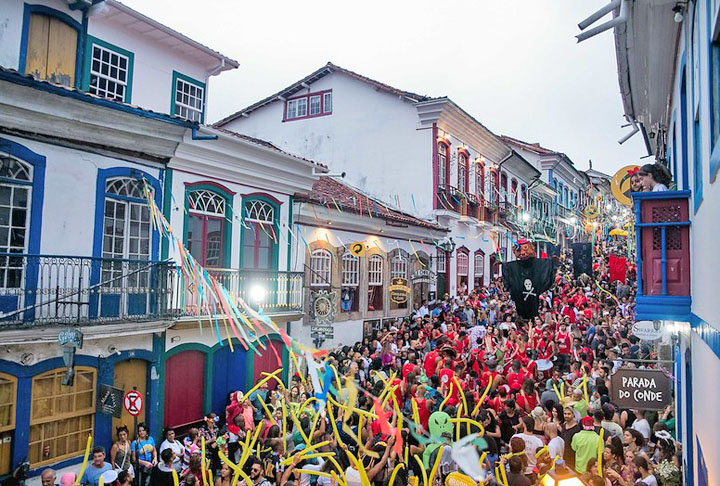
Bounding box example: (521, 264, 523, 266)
(341, 252, 359, 312)
(368, 254, 384, 311)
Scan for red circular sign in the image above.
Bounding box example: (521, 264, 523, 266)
(123, 390, 143, 416)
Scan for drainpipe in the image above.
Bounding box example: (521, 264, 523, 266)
(202, 58, 226, 125)
(578, 0, 621, 30)
(576, 0, 628, 43)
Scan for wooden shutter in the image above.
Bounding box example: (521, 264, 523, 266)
(25, 14, 77, 86)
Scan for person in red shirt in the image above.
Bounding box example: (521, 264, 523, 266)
(515, 379, 540, 414)
(555, 322, 572, 370)
(489, 385, 511, 414)
(424, 349, 440, 378)
(506, 360, 526, 392)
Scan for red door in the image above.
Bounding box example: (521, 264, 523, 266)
(165, 350, 205, 427)
(252, 340, 283, 389)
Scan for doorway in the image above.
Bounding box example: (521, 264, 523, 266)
(113, 359, 147, 440)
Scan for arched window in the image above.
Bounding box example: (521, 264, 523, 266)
(187, 189, 227, 267)
(340, 251, 360, 313)
(438, 143, 448, 188)
(457, 249, 469, 293)
(474, 250, 485, 288)
(457, 152, 468, 192)
(521, 184, 527, 209)
(489, 169, 498, 204)
(500, 173, 508, 202)
(0, 154, 32, 288)
(310, 249, 331, 287)
(242, 198, 277, 271)
(103, 177, 151, 286)
(563, 187, 569, 207)
(511, 179, 518, 205)
(368, 254, 384, 311)
(391, 254, 408, 279)
(476, 161, 485, 202)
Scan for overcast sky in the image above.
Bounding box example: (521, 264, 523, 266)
(124, 0, 647, 176)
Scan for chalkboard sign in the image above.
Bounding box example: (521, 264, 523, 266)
(610, 368, 672, 411)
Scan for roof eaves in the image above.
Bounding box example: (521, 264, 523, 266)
(0, 67, 195, 127)
(215, 62, 436, 127)
(105, 0, 239, 68)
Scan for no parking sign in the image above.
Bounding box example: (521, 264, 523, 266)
(123, 390, 144, 416)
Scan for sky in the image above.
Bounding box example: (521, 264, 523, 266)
(123, 0, 648, 176)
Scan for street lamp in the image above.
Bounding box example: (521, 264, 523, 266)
(540, 460, 585, 486)
(522, 211, 531, 223)
(249, 284, 266, 304)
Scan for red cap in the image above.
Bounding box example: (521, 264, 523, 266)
(581, 416, 595, 430)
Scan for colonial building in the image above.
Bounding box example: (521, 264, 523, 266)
(584, 0, 720, 482)
(0, 0, 326, 478)
(216, 62, 543, 297)
(293, 177, 447, 347)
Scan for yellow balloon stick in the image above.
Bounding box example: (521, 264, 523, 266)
(289, 350, 307, 385)
(453, 376, 470, 434)
(331, 470, 348, 486)
(201, 437, 208, 486)
(439, 382, 454, 411)
(449, 417, 485, 437)
(327, 456, 347, 485)
(281, 396, 288, 454)
(388, 463, 405, 486)
(297, 469, 335, 480)
(280, 441, 330, 465)
(98, 477, 104, 486)
(298, 396, 318, 415)
(582, 373, 590, 404)
(171, 469, 180, 486)
(428, 445, 445, 486)
(74, 435, 92, 486)
(597, 428, 605, 477)
(257, 394, 277, 425)
(244, 368, 282, 400)
(328, 404, 345, 448)
(346, 449, 372, 486)
(260, 371, 286, 389)
(411, 398, 421, 425)
(413, 454, 428, 486)
(473, 380, 493, 415)
(455, 404, 463, 441)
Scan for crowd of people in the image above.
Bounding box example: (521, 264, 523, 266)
(39, 239, 680, 486)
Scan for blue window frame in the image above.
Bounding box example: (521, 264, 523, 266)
(18, 4, 83, 89)
(708, 0, 720, 182)
(82, 36, 134, 103)
(681, 66, 690, 191)
(171, 71, 206, 123)
(693, 111, 703, 211)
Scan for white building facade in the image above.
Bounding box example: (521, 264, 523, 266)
(217, 63, 543, 297)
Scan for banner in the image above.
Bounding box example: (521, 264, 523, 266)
(571, 243, 592, 277)
(608, 254, 627, 283)
(610, 368, 672, 410)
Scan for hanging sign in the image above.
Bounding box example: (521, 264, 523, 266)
(611, 165, 640, 206)
(310, 325, 334, 339)
(610, 368, 672, 410)
(97, 384, 123, 418)
(311, 290, 336, 325)
(389, 277, 411, 304)
(123, 390, 144, 417)
(410, 269, 437, 284)
(349, 242, 365, 257)
(58, 328, 83, 348)
(631, 320, 664, 341)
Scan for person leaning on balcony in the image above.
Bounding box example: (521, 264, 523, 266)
(637, 163, 673, 192)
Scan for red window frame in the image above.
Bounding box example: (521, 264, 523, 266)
(521, 184, 527, 209)
(187, 212, 225, 267)
(438, 140, 450, 190)
(476, 162, 485, 204)
(511, 179, 518, 205)
(474, 249, 485, 288)
(457, 150, 469, 192)
(283, 89, 332, 121)
(242, 223, 274, 270)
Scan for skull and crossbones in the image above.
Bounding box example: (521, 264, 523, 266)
(522, 279, 536, 301)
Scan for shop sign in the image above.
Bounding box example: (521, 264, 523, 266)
(610, 368, 671, 410)
(97, 384, 123, 418)
(349, 242, 365, 257)
(58, 328, 83, 348)
(410, 269, 436, 284)
(389, 277, 411, 304)
(631, 320, 664, 341)
(311, 290, 336, 325)
(311, 325, 334, 339)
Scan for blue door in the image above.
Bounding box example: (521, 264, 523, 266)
(211, 345, 247, 415)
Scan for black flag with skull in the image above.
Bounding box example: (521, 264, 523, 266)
(502, 239, 557, 319)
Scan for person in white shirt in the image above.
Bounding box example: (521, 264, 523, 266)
(631, 456, 658, 486)
(544, 422, 565, 461)
(512, 417, 544, 476)
(638, 163, 672, 193)
(158, 428, 184, 472)
(631, 410, 652, 440)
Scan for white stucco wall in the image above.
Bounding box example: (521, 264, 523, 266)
(2, 133, 162, 257)
(223, 72, 435, 220)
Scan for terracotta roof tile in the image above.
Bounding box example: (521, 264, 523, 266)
(296, 178, 446, 231)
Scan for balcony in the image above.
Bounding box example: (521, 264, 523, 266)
(178, 269, 304, 322)
(0, 254, 176, 326)
(633, 191, 691, 321)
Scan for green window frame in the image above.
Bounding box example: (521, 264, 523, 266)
(184, 184, 233, 268)
(239, 196, 280, 271)
(82, 35, 134, 103)
(171, 71, 206, 123)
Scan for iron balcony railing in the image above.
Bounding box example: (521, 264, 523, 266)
(178, 268, 304, 317)
(0, 253, 176, 326)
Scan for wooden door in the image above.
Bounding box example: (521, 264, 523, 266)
(252, 341, 283, 390)
(113, 359, 147, 440)
(164, 351, 205, 428)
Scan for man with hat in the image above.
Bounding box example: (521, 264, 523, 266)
(571, 416, 603, 473)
